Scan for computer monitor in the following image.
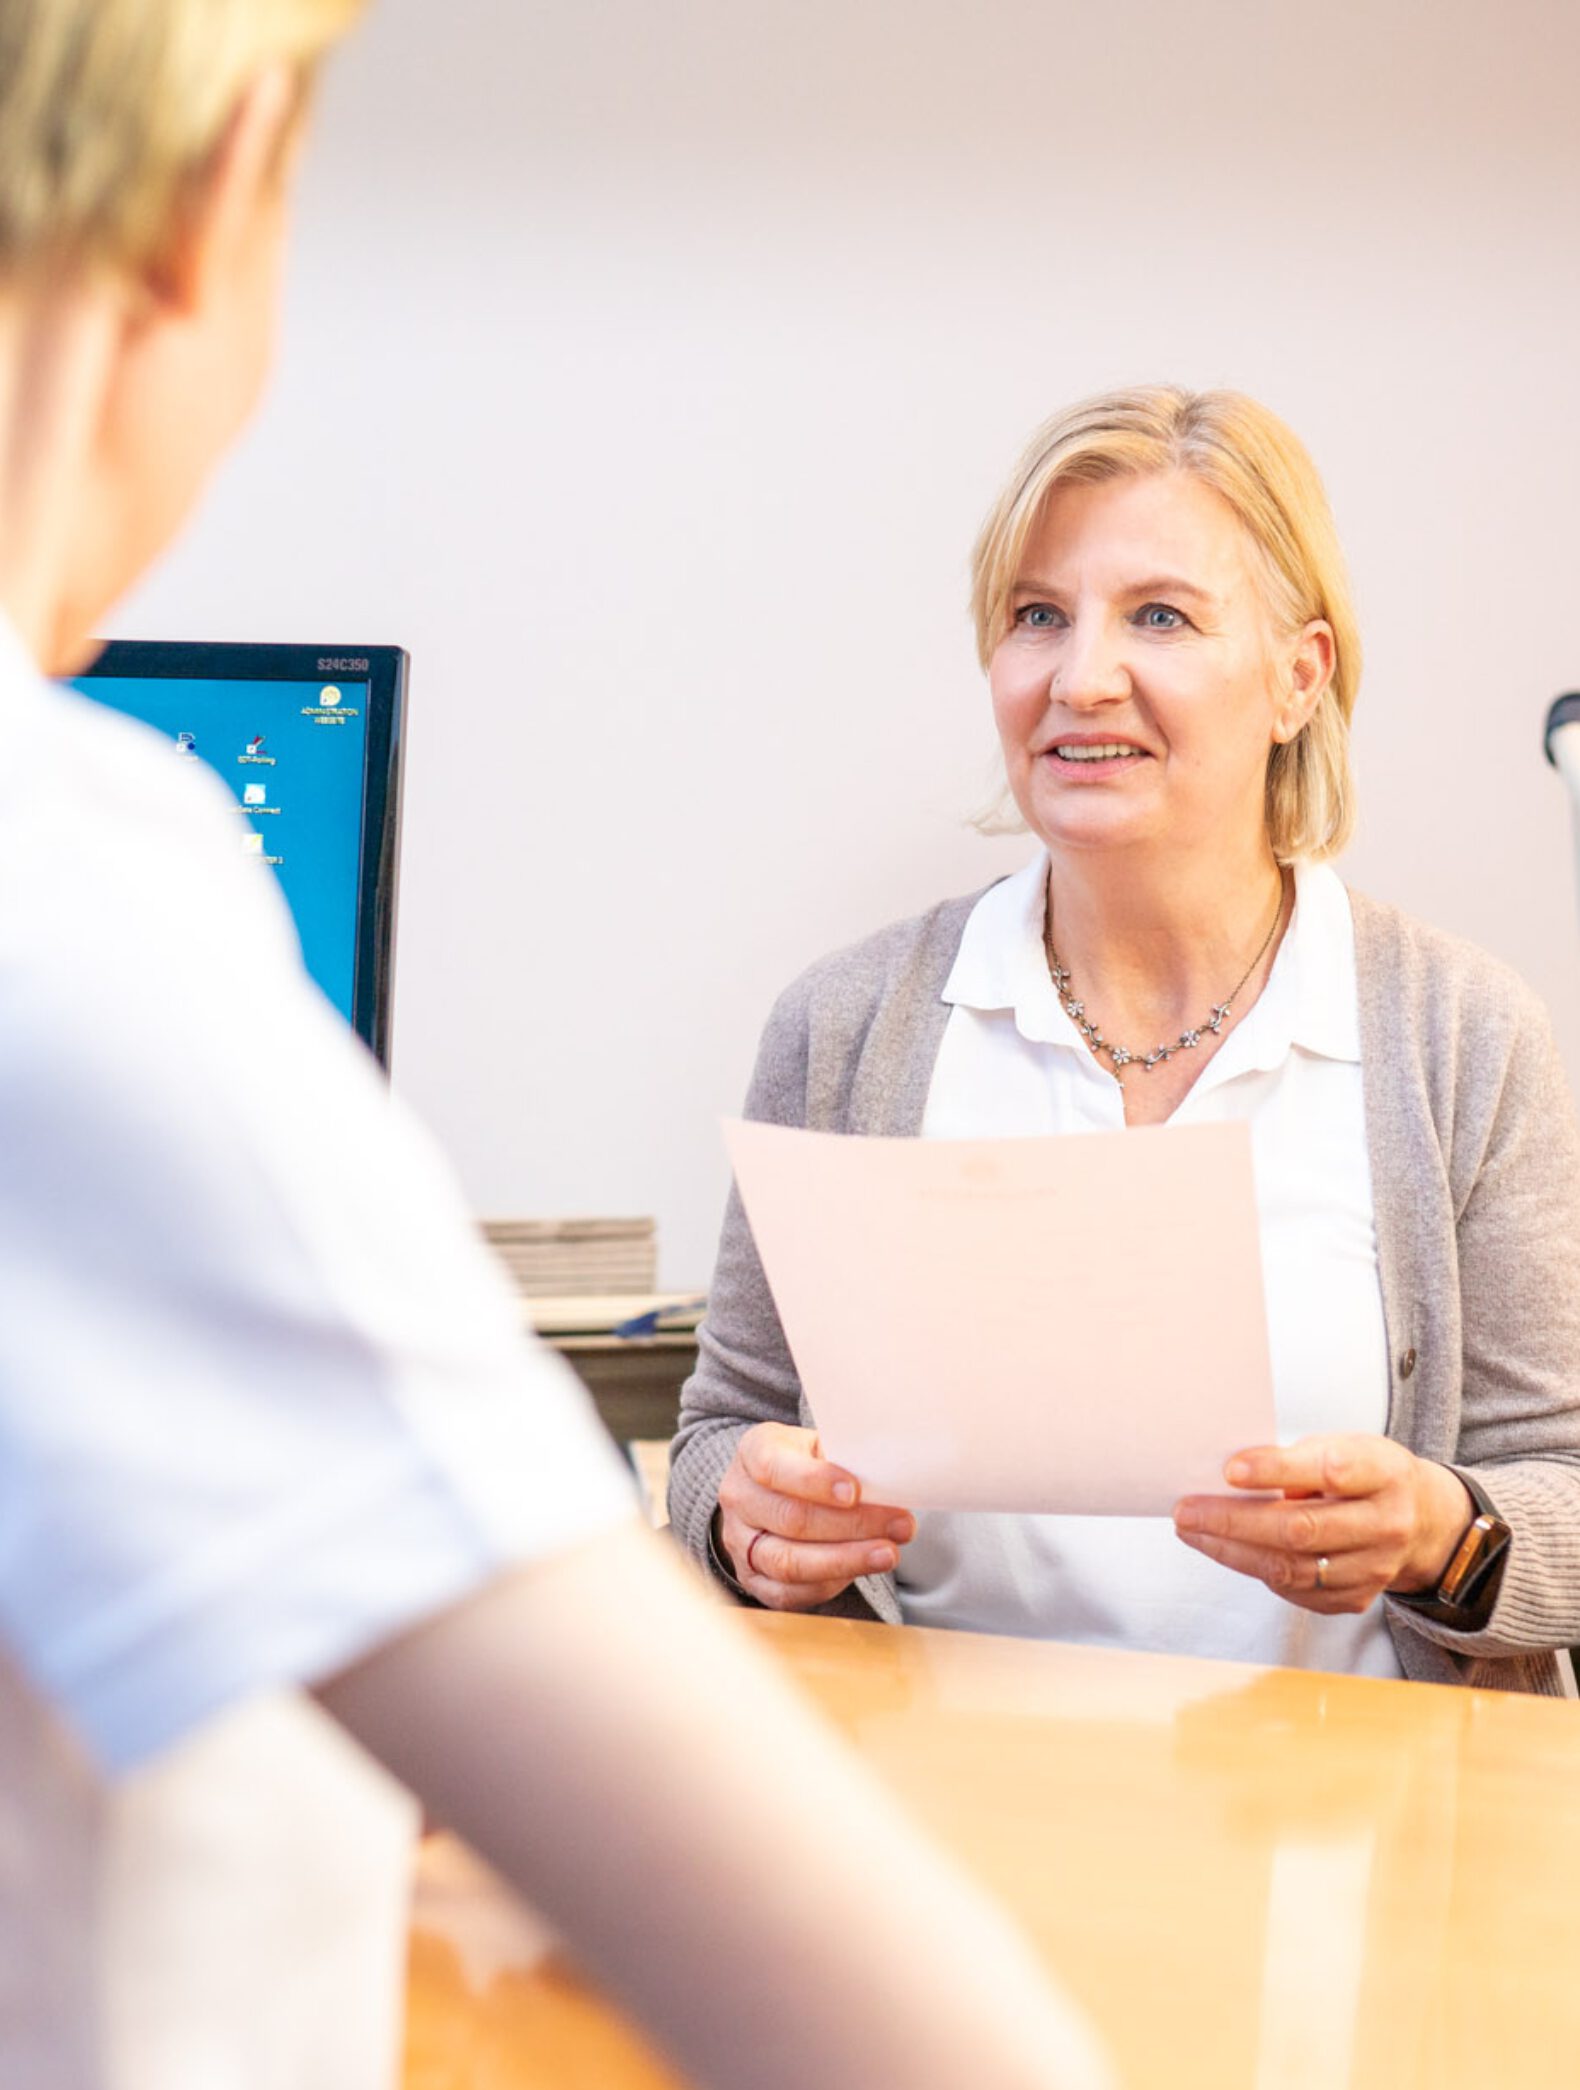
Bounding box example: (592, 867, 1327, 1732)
(72, 641, 408, 1066)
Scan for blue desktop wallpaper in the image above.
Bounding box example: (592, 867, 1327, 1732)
(74, 675, 371, 1022)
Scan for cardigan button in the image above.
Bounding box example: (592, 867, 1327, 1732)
(1399, 1348, 1417, 1379)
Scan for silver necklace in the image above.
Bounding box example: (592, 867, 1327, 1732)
(1044, 877, 1286, 1078)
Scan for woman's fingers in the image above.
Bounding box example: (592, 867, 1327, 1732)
(732, 1522, 903, 1593)
(718, 1504, 902, 1610)
(739, 1423, 865, 1509)
(1172, 1432, 1450, 1613)
(722, 1423, 913, 1544)
(728, 1468, 914, 1546)
(1173, 1491, 1408, 1560)
(1219, 1434, 1404, 1498)
(716, 1423, 916, 1610)
(1174, 1528, 1375, 1612)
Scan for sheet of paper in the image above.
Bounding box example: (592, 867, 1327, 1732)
(725, 1117, 1276, 1516)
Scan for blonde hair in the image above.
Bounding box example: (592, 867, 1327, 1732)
(970, 385, 1361, 862)
(0, 0, 365, 275)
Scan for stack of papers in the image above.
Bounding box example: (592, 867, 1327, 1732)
(480, 1216, 657, 1299)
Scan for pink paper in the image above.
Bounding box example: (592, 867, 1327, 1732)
(725, 1118, 1275, 1516)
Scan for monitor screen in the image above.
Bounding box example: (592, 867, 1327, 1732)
(72, 641, 407, 1065)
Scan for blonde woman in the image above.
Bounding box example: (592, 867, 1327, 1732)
(672, 386, 1580, 1696)
(0, 8, 1110, 2089)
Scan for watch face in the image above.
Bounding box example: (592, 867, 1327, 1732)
(1439, 1513, 1511, 1608)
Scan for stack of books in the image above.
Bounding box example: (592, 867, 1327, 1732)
(480, 1216, 657, 1300)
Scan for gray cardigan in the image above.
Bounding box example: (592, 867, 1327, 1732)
(669, 885, 1580, 1694)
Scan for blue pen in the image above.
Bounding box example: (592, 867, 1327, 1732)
(613, 1296, 708, 1340)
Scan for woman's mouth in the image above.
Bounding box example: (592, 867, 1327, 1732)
(1042, 740, 1149, 775)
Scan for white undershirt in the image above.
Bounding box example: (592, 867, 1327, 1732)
(902, 853, 1403, 1681)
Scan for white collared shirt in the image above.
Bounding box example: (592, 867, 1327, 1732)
(901, 852, 1403, 1680)
(0, 613, 633, 2086)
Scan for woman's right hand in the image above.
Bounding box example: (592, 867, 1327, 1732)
(717, 1423, 917, 1610)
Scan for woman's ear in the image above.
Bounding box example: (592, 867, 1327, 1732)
(1272, 620, 1335, 744)
(137, 64, 304, 320)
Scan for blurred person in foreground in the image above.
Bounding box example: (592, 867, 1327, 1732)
(0, 6, 1109, 2087)
(671, 386, 1580, 1695)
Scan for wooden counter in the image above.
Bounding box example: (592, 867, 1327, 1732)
(405, 1612, 1580, 2089)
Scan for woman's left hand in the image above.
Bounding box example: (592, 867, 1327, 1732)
(1173, 1435, 1474, 1614)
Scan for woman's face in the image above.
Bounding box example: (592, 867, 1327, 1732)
(988, 469, 1325, 865)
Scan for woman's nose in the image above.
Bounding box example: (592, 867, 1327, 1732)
(1055, 618, 1130, 707)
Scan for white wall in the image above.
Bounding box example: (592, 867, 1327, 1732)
(114, 0, 1580, 1285)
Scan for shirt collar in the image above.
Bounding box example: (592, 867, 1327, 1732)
(941, 853, 1079, 1049)
(940, 851, 1360, 1067)
(1276, 858, 1361, 1064)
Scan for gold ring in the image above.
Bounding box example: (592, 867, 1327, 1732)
(1315, 1555, 1330, 1591)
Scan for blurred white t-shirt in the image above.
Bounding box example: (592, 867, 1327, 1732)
(0, 616, 634, 2088)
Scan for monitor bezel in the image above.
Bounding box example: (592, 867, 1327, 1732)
(76, 640, 408, 1067)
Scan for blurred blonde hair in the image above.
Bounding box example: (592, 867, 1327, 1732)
(0, 0, 365, 275)
(969, 385, 1361, 862)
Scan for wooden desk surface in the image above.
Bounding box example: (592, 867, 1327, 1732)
(405, 1613, 1580, 2090)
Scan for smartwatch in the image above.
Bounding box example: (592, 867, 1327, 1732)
(1395, 1470, 1511, 1630)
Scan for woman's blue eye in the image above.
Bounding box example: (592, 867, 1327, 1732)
(1016, 604, 1061, 629)
(1137, 603, 1185, 631)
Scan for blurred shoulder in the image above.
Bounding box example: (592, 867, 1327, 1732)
(1, 676, 278, 918)
(0, 677, 308, 1106)
(6, 671, 224, 816)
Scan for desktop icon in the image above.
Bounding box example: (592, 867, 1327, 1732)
(243, 784, 267, 806)
(241, 831, 265, 856)
(175, 731, 198, 757)
(246, 734, 267, 756)
(319, 686, 342, 708)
